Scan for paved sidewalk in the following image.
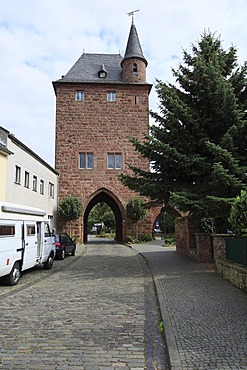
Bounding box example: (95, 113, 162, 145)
(133, 239, 247, 370)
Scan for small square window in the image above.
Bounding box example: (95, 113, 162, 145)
(75, 91, 84, 101)
(79, 152, 94, 169)
(107, 91, 116, 102)
(99, 71, 107, 78)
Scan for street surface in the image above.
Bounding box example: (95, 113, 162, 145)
(0, 239, 167, 370)
(1, 237, 246, 370)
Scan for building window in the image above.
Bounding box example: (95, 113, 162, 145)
(24, 171, 30, 188)
(79, 152, 94, 169)
(98, 63, 107, 78)
(107, 153, 122, 169)
(134, 96, 139, 105)
(15, 165, 21, 184)
(48, 182, 54, 198)
(133, 63, 138, 74)
(99, 71, 107, 78)
(32, 175, 37, 192)
(40, 179, 44, 195)
(107, 91, 116, 102)
(75, 91, 84, 101)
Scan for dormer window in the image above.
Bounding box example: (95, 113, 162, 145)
(133, 63, 138, 75)
(98, 63, 107, 78)
(99, 71, 107, 78)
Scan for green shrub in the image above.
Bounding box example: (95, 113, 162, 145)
(228, 190, 247, 236)
(138, 233, 152, 242)
(164, 236, 176, 244)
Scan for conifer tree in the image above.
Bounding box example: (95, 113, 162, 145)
(120, 31, 247, 220)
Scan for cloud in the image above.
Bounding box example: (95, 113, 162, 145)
(0, 0, 246, 165)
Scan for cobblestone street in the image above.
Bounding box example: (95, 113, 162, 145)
(0, 241, 167, 370)
(1, 238, 246, 370)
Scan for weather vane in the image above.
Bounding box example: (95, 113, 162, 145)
(127, 9, 140, 24)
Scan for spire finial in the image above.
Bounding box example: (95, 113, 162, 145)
(126, 9, 140, 24)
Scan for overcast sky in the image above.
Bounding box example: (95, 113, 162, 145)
(0, 0, 246, 166)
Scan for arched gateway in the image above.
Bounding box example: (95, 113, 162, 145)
(83, 189, 124, 243)
(53, 19, 158, 242)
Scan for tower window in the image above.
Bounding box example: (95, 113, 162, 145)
(107, 91, 116, 102)
(133, 63, 138, 75)
(79, 152, 94, 169)
(75, 91, 84, 101)
(107, 153, 122, 169)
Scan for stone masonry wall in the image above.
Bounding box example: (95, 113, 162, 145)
(55, 82, 156, 240)
(212, 235, 247, 292)
(121, 59, 146, 83)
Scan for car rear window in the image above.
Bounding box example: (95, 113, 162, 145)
(55, 234, 60, 242)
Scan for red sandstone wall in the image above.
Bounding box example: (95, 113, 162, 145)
(121, 59, 146, 83)
(175, 216, 200, 256)
(55, 82, 156, 240)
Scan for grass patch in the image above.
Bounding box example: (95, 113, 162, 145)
(158, 320, 164, 334)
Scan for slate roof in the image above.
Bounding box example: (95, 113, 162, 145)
(55, 53, 124, 84)
(122, 23, 147, 66)
(54, 21, 148, 85)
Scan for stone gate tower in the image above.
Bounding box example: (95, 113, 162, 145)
(53, 19, 156, 242)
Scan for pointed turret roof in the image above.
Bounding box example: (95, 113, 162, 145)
(122, 21, 147, 66)
(53, 19, 150, 89)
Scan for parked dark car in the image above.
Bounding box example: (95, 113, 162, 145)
(54, 233, 76, 260)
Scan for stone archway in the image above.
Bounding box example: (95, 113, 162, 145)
(83, 189, 125, 243)
(152, 205, 183, 231)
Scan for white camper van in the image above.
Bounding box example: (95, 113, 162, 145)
(0, 202, 56, 285)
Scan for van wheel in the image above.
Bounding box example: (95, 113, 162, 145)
(5, 262, 21, 286)
(44, 255, 54, 270)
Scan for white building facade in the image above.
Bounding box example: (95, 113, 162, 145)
(0, 126, 59, 230)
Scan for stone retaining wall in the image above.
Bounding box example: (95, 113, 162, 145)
(215, 259, 247, 292)
(212, 235, 247, 292)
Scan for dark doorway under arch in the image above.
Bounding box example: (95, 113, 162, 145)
(83, 191, 124, 243)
